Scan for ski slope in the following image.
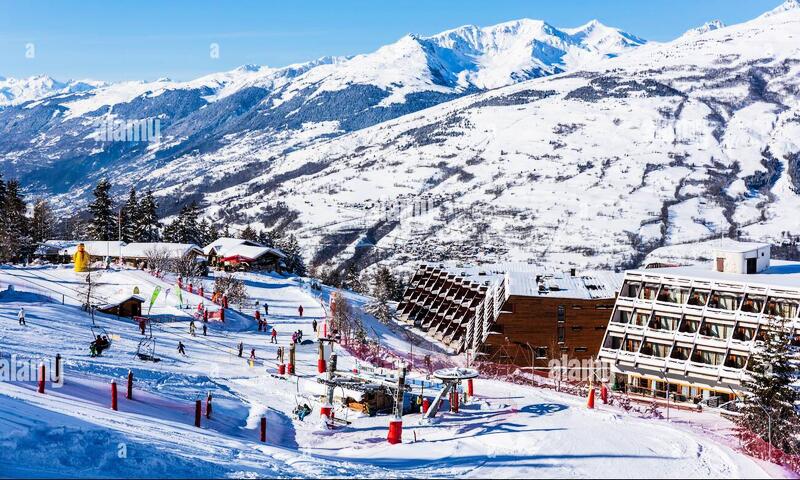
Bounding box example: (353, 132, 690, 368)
(0, 265, 785, 478)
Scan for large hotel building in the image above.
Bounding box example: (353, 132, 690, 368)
(598, 241, 800, 402)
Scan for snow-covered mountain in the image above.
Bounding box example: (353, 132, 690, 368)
(196, 0, 800, 271)
(0, 17, 644, 199)
(5, 1, 800, 274)
(683, 20, 726, 36)
(0, 75, 104, 106)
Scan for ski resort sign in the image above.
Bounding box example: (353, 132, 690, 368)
(0, 355, 63, 388)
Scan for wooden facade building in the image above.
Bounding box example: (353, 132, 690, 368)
(397, 264, 622, 368)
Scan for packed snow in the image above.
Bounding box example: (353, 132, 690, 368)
(0, 264, 787, 477)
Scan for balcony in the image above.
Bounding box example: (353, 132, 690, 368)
(685, 362, 720, 379)
(644, 329, 675, 342)
(635, 354, 668, 369)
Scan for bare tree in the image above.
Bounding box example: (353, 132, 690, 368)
(144, 247, 172, 274)
(213, 274, 248, 306)
(172, 253, 205, 287)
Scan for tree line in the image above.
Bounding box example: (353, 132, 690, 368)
(0, 174, 56, 262)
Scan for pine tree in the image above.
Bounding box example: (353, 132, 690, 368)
(342, 262, 364, 293)
(280, 234, 306, 276)
(365, 265, 396, 324)
(179, 201, 202, 244)
(136, 190, 160, 242)
(265, 228, 283, 248)
(197, 218, 218, 246)
(1, 180, 30, 260)
(87, 179, 117, 241)
(31, 199, 54, 244)
(120, 187, 138, 243)
(738, 314, 800, 454)
(241, 224, 258, 242)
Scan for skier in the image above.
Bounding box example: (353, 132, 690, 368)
(237, 341, 243, 357)
(296, 329, 303, 342)
(298, 305, 304, 317)
(271, 328, 278, 344)
(249, 348, 256, 362)
(291, 332, 297, 344)
(264, 303, 269, 316)
(139, 318, 146, 335)
(189, 320, 196, 336)
(17, 307, 25, 326)
(177, 341, 186, 356)
(202, 323, 207, 336)
(276, 346, 282, 361)
(312, 319, 318, 334)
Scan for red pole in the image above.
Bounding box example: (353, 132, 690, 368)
(206, 393, 213, 419)
(467, 378, 474, 398)
(199, 286, 204, 298)
(111, 380, 118, 411)
(422, 397, 430, 414)
(38, 364, 45, 394)
(260, 416, 266, 442)
(220, 308, 225, 323)
(189, 283, 193, 294)
(195, 400, 202, 427)
(204, 310, 209, 322)
(601, 385, 608, 404)
(126, 370, 133, 400)
(587, 388, 596, 409)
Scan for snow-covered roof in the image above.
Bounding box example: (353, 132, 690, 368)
(38, 240, 203, 259)
(630, 259, 800, 291)
(97, 294, 146, 310)
(204, 237, 286, 260)
(434, 263, 623, 300)
(712, 239, 770, 254)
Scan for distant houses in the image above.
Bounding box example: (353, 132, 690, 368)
(35, 237, 286, 273)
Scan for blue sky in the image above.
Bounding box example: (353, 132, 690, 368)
(0, 0, 783, 82)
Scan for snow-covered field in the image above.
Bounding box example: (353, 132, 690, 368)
(0, 265, 788, 478)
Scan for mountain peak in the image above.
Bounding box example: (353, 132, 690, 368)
(684, 19, 726, 36)
(760, 0, 800, 18)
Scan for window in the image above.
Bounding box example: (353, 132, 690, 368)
(657, 285, 690, 304)
(691, 348, 724, 366)
(575, 347, 588, 353)
(612, 309, 631, 324)
(534, 346, 549, 359)
(557, 324, 565, 343)
(571, 326, 583, 331)
(595, 325, 607, 331)
(740, 294, 765, 314)
(632, 310, 651, 327)
(623, 338, 641, 353)
(639, 283, 660, 301)
(765, 297, 800, 318)
(678, 315, 701, 334)
(698, 320, 733, 340)
(640, 341, 670, 358)
(603, 334, 624, 350)
(649, 314, 679, 332)
(732, 324, 756, 342)
(687, 288, 710, 307)
(670, 345, 691, 360)
(620, 280, 641, 298)
(707, 291, 743, 311)
(724, 353, 747, 369)
(557, 305, 566, 322)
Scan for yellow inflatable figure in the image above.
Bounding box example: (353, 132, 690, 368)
(73, 243, 90, 272)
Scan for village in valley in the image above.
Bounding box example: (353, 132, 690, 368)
(2, 1, 800, 479)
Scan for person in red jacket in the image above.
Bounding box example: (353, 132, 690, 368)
(298, 305, 304, 317)
(271, 328, 278, 344)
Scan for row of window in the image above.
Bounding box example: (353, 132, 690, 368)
(619, 280, 800, 318)
(611, 308, 800, 343)
(602, 333, 749, 369)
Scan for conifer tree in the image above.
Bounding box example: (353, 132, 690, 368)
(365, 265, 396, 324)
(1, 180, 31, 260)
(136, 189, 160, 242)
(738, 314, 800, 454)
(31, 199, 54, 244)
(87, 179, 117, 241)
(241, 224, 258, 242)
(120, 187, 138, 243)
(280, 234, 306, 276)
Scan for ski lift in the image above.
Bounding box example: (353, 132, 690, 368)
(136, 337, 160, 362)
(135, 317, 160, 362)
(89, 307, 114, 352)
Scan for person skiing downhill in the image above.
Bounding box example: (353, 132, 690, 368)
(264, 303, 269, 316)
(189, 320, 196, 336)
(17, 307, 25, 325)
(237, 342, 243, 357)
(298, 305, 304, 317)
(312, 319, 318, 334)
(271, 328, 278, 344)
(177, 341, 186, 356)
(249, 348, 256, 362)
